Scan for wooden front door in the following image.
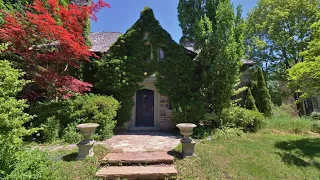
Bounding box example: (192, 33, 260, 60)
(136, 89, 154, 127)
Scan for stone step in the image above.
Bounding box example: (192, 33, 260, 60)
(95, 165, 177, 180)
(101, 152, 174, 165)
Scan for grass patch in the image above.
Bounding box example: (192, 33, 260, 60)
(265, 116, 313, 134)
(175, 133, 320, 179)
(51, 145, 109, 179)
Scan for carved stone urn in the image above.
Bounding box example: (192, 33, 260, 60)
(76, 123, 99, 160)
(176, 123, 197, 158)
(176, 123, 197, 143)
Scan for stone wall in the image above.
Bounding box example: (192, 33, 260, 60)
(159, 95, 175, 131)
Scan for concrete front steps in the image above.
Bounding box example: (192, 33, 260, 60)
(96, 152, 177, 180)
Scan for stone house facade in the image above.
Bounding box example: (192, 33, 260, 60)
(88, 9, 254, 131)
(89, 31, 254, 131)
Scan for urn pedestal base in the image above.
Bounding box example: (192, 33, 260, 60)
(76, 140, 95, 160)
(181, 140, 196, 158)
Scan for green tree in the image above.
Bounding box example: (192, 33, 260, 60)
(252, 67, 272, 116)
(245, 88, 258, 111)
(288, 14, 320, 100)
(177, 0, 205, 44)
(246, 0, 320, 80)
(196, 0, 240, 118)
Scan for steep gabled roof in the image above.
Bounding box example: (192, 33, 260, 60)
(89, 32, 122, 52)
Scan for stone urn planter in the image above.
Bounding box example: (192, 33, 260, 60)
(176, 123, 197, 143)
(76, 123, 99, 160)
(176, 123, 197, 158)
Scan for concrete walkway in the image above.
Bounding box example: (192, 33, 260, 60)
(36, 132, 181, 152)
(98, 132, 181, 152)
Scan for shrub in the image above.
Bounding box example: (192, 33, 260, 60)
(311, 121, 320, 133)
(251, 67, 272, 116)
(208, 106, 265, 132)
(192, 125, 214, 139)
(29, 94, 120, 143)
(69, 94, 120, 140)
(4, 149, 55, 180)
(311, 112, 320, 121)
(245, 88, 258, 111)
(61, 123, 83, 143)
(0, 60, 35, 177)
(28, 100, 72, 142)
(172, 100, 206, 125)
(214, 127, 244, 140)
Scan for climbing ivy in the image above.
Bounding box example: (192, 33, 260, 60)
(94, 7, 200, 125)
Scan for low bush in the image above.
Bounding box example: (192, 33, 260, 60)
(311, 112, 320, 121)
(4, 150, 55, 180)
(214, 127, 244, 140)
(29, 94, 120, 143)
(206, 107, 265, 132)
(311, 121, 320, 133)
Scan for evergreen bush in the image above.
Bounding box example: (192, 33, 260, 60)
(245, 88, 258, 111)
(251, 67, 272, 116)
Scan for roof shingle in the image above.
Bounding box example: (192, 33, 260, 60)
(89, 32, 122, 52)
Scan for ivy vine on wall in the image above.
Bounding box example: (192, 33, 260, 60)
(92, 7, 202, 125)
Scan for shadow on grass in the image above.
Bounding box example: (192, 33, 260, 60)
(62, 152, 78, 162)
(275, 138, 320, 169)
(167, 150, 183, 160)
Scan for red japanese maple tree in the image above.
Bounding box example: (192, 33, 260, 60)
(0, 0, 109, 100)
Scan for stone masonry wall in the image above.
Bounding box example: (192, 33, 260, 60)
(159, 95, 175, 131)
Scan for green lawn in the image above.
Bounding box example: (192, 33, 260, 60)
(51, 145, 109, 179)
(175, 132, 320, 179)
(48, 116, 320, 180)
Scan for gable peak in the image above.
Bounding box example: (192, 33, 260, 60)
(140, 6, 155, 19)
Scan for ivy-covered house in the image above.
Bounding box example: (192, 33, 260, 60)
(87, 7, 254, 131)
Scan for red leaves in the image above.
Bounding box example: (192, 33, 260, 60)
(35, 70, 93, 99)
(0, 0, 109, 100)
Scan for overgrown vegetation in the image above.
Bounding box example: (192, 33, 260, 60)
(28, 94, 119, 143)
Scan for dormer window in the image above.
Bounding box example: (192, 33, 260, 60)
(159, 48, 164, 60)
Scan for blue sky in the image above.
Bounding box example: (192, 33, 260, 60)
(91, 0, 258, 43)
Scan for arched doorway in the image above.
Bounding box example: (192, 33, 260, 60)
(135, 89, 154, 127)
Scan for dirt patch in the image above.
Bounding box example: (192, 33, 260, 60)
(271, 129, 288, 135)
(306, 131, 320, 137)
